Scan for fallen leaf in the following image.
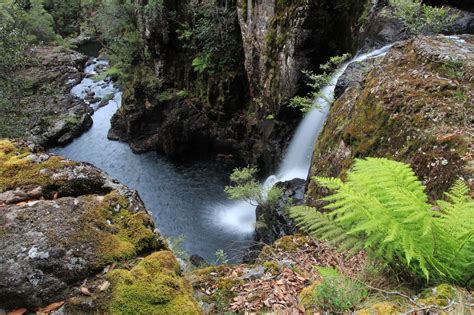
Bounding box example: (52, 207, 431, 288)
(99, 281, 110, 292)
(7, 309, 27, 315)
(80, 287, 92, 296)
(36, 301, 64, 314)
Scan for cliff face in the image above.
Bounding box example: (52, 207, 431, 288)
(109, 0, 372, 170)
(306, 35, 473, 206)
(237, 0, 371, 115)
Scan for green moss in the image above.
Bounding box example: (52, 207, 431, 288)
(298, 282, 320, 307)
(74, 191, 159, 266)
(262, 261, 279, 274)
(107, 251, 201, 315)
(357, 302, 400, 315)
(418, 284, 456, 307)
(0, 140, 75, 192)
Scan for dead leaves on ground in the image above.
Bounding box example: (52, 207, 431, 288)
(195, 236, 366, 313)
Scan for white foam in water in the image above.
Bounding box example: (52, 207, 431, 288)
(212, 44, 393, 235)
(71, 59, 118, 110)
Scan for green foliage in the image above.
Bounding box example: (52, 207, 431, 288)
(290, 158, 473, 285)
(388, 0, 456, 35)
(166, 235, 189, 261)
(93, 0, 143, 82)
(440, 58, 466, 81)
(0, 0, 57, 43)
(310, 267, 368, 312)
(289, 54, 351, 113)
(43, 0, 81, 37)
(215, 249, 229, 264)
(225, 167, 283, 209)
(192, 55, 210, 74)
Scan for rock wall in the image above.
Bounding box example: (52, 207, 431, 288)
(109, 0, 374, 171)
(306, 35, 473, 206)
(237, 0, 371, 115)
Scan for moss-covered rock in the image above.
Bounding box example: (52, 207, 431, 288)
(418, 283, 456, 307)
(307, 35, 474, 206)
(105, 251, 201, 315)
(0, 140, 164, 310)
(357, 302, 401, 315)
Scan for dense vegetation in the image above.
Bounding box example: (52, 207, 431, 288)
(290, 158, 473, 286)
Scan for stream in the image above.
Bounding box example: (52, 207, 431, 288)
(52, 44, 392, 263)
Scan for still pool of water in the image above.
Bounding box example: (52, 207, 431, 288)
(52, 61, 255, 263)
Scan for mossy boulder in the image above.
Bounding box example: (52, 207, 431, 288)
(104, 251, 201, 314)
(307, 35, 474, 206)
(0, 140, 164, 310)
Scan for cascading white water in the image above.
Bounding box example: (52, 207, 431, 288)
(277, 44, 393, 181)
(211, 44, 393, 235)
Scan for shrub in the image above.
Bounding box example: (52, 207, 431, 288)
(388, 0, 456, 35)
(310, 267, 368, 312)
(289, 54, 350, 113)
(225, 167, 283, 210)
(290, 158, 473, 285)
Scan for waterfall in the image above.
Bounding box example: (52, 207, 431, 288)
(212, 44, 393, 235)
(277, 44, 393, 181)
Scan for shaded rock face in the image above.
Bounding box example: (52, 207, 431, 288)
(307, 35, 474, 207)
(255, 178, 306, 245)
(0, 46, 93, 147)
(109, 0, 372, 171)
(0, 140, 163, 310)
(108, 1, 258, 164)
(237, 0, 370, 114)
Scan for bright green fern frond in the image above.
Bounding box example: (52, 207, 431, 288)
(289, 206, 363, 251)
(296, 159, 472, 284)
(434, 180, 474, 284)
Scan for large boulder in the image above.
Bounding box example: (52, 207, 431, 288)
(1, 46, 93, 147)
(307, 35, 474, 206)
(0, 140, 164, 310)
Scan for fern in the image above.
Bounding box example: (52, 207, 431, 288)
(289, 158, 474, 284)
(435, 180, 474, 284)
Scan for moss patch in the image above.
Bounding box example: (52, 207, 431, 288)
(107, 251, 201, 315)
(72, 191, 159, 266)
(357, 302, 400, 315)
(0, 140, 75, 192)
(418, 284, 456, 307)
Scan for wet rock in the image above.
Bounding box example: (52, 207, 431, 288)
(190, 254, 209, 268)
(359, 3, 474, 50)
(335, 56, 384, 99)
(254, 178, 305, 245)
(1, 45, 92, 147)
(0, 140, 164, 310)
(307, 35, 474, 205)
(244, 178, 305, 263)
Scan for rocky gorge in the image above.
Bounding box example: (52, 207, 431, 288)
(0, 0, 473, 313)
